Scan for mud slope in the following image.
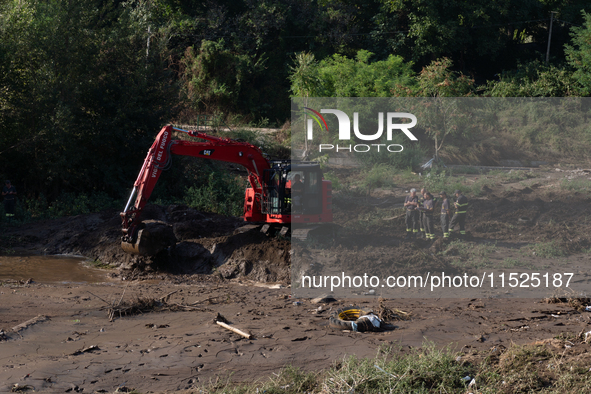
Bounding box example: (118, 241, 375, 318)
(1, 204, 290, 284)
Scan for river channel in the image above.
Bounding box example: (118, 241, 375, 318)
(0, 254, 111, 283)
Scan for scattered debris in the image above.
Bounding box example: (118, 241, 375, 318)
(114, 386, 134, 393)
(311, 295, 337, 304)
(12, 315, 50, 333)
(329, 306, 388, 332)
(107, 297, 164, 321)
(101, 291, 206, 322)
(11, 383, 35, 393)
(146, 323, 169, 329)
(377, 298, 411, 322)
(2, 279, 33, 286)
(72, 345, 100, 356)
(544, 296, 590, 312)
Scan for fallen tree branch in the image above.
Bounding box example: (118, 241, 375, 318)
(215, 321, 253, 339)
(214, 313, 252, 339)
(159, 290, 179, 303)
(86, 291, 110, 305)
(12, 315, 50, 333)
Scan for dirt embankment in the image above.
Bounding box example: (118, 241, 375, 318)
(2, 204, 290, 284)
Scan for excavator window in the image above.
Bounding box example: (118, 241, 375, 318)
(288, 168, 322, 215)
(288, 171, 304, 214)
(263, 169, 289, 215)
(261, 164, 323, 216)
(303, 171, 321, 212)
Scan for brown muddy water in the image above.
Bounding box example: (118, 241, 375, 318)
(0, 255, 111, 283)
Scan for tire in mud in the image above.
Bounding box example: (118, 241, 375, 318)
(328, 306, 379, 332)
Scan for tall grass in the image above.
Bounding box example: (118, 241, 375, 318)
(203, 343, 472, 394)
(199, 341, 591, 394)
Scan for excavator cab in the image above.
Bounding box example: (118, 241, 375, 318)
(287, 163, 324, 215)
(260, 161, 326, 217)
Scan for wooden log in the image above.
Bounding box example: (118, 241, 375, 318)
(215, 320, 253, 339)
(12, 315, 49, 332)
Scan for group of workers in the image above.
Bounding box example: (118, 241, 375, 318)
(404, 187, 468, 240)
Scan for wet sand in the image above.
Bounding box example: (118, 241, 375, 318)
(1, 279, 589, 393)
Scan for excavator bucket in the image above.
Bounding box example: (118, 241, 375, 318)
(121, 229, 156, 255)
(121, 221, 177, 256)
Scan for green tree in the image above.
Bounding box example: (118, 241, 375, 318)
(415, 58, 474, 98)
(289, 52, 323, 99)
(181, 39, 266, 118)
(289, 52, 323, 154)
(566, 11, 591, 95)
(411, 58, 475, 161)
(290, 49, 415, 98)
(0, 0, 178, 199)
(383, 0, 542, 62)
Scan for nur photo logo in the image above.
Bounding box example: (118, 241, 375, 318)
(303, 107, 418, 153)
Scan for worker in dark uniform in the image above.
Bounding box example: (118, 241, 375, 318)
(449, 189, 468, 237)
(418, 188, 426, 238)
(2, 180, 17, 222)
(439, 191, 450, 239)
(291, 174, 304, 213)
(418, 188, 438, 239)
(404, 188, 419, 239)
(420, 192, 435, 240)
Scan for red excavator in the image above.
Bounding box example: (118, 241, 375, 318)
(120, 125, 333, 255)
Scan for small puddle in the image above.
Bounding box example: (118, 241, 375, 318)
(0, 255, 111, 283)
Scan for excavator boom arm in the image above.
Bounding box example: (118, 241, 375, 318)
(120, 125, 270, 242)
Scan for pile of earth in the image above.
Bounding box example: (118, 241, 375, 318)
(2, 204, 291, 283)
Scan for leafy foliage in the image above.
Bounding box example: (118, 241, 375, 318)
(565, 11, 591, 95)
(391, 58, 476, 160)
(184, 169, 247, 217)
(181, 40, 267, 119)
(316, 50, 416, 97)
(289, 50, 415, 98)
(289, 52, 323, 98)
(0, 0, 178, 200)
(415, 58, 474, 97)
(481, 61, 580, 97)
